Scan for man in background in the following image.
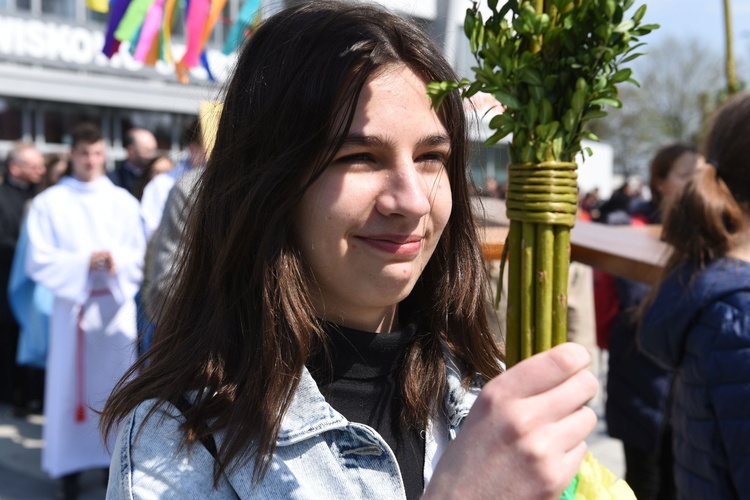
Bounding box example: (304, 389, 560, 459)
(0, 143, 45, 414)
(108, 127, 158, 198)
(26, 123, 144, 499)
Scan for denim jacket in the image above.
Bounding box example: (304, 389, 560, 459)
(107, 352, 484, 499)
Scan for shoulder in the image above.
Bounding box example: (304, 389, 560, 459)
(110, 399, 233, 498)
(30, 183, 69, 208)
(102, 178, 140, 208)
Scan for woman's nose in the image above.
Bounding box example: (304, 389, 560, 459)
(375, 160, 433, 219)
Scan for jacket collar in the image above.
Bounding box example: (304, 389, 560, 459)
(276, 349, 485, 446)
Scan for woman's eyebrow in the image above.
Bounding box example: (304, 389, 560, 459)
(339, 133, 451, 149)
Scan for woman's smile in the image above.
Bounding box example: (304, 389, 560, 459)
(355, 233, 425, 257)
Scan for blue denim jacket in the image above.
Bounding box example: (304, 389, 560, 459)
(107, 353, 483, 499)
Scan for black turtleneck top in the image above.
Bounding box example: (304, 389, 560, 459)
(308, 322, 425, 500)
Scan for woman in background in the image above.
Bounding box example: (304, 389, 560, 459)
(605, 143, 700, 500)
(638, 91, 750, 497)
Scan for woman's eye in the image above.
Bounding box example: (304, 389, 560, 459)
(417, 152, 448, 169)
(334, 153, 374, 164)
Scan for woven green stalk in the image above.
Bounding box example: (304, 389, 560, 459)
(505, 161, 577, 366)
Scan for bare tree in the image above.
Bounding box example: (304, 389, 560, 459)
(591, 37, 724, 177)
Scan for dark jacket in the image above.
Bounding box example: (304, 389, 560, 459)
(639, 257, 750, 499)
(604, 200, 673, 453)
(107, 160, 142, 197)
(605, 277, 672, 453)
(0, 178, 36, 323)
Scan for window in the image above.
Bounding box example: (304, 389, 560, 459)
(0, 98, 24, 141)
(42, 0, 74, 17)
(86, 8, 107, 24)
(41, 102, 104, 145)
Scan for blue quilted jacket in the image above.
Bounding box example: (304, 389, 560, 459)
(638, 257, 750, 499)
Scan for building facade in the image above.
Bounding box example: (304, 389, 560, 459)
(0, 0, 611, 192)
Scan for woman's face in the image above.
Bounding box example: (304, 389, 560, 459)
(295, 65, 453, 332)
(656, 151, 700, 209)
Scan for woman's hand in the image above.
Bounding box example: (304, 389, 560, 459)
(424, 342, 598, 500)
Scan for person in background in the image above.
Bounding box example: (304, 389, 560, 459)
(139, 120, 204, 241)
(638, 91, 750, 499)
(41, 152, 68, 192)
(630, 144, 700, 224)
(101, 4, 596, 498)
(132, 155, 174, 202)
(605, 143, 700, 500)
(25, 123, 145, 500)
(108, 127, 158, 198)
(0, 143, 45, 415)
(8, 150, 70, 412)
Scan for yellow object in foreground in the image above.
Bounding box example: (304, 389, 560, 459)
(568, 452, 636, 499)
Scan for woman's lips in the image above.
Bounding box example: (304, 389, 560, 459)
(357, 236, 424, 255)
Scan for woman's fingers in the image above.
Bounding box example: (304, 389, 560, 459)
(496, 343, 592, 397)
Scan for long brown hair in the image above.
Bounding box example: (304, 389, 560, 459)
(660, 91, 750, 276)
(101, 1, 502, 484)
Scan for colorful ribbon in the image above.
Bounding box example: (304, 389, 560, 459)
(97, 0, 260, 82)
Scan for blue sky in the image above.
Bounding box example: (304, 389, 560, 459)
(643, 0, 750, 54)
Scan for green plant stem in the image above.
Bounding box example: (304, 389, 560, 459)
(552, 225, 571, 345)
(534, 223, 554, 353)
(520, 221, 535, 359)
(506, 222, 522, 368)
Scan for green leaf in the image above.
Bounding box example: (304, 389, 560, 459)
(581, 130, 600, 141)
(562, 109, 577, 132)
(520, 68, 543, 86)
(582, 109, 608, 121)
(493, 90, 522, 109)
(610, 68, 632, 83)
(539, 98, 553, 124)
(571, 88, 586, 114)
(590, 97, 622, 108)
(632, 4, 647, 24)
(464, 8, 476, 39)
(614, 19, 635, 33)
(463, 80, 485, 98)
(620, 52, 644, 63)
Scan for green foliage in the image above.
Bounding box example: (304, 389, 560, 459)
(426, 0, 658, 164)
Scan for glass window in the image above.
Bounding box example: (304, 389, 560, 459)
(0, 98, 24, 141)
(16, 0, 31, 11)
(86, 8, 107, 24)
(42, 0, 74, 17)
(42, 102, 104, 146)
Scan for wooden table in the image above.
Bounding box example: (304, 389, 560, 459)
(480, 221, 670, 285)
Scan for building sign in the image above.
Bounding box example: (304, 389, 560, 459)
(0, 14, 233, 83)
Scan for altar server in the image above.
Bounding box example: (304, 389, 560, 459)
(26, 122, 145, 499)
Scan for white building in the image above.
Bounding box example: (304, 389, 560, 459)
(0, 0, 614, 195)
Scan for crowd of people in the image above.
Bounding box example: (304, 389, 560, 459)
(0, 120, 204, 499)
(0, 2, 749, 500)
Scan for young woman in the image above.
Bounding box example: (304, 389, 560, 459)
(605, 143, 700, 500)
(102, 3, 597, 498)
(638, 92, 750, 497)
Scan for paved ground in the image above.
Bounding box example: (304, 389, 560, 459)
(0, 351, 623, 499)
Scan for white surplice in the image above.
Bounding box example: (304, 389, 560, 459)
(25, 175, 145, 478)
